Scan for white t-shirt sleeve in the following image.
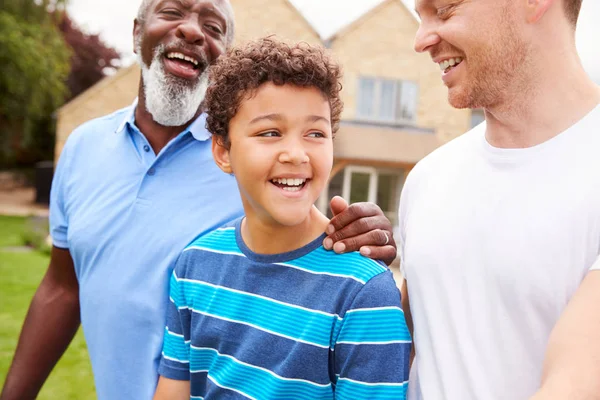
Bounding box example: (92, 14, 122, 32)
(590, 255, 600, 271)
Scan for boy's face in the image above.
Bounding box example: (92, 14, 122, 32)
(213, 82, 333, 228)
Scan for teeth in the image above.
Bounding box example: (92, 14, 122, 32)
(283, 186, 301, 192)
(166, 52, 199, 66)
(272, 178, 307, 187)
(439, 57, 463, 71)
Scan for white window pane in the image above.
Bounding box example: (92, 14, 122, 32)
(357, 78, 376, 118)
(379, 80, 396, 121)
(397, 81, 419, 121)
(349, 172, 371, 204)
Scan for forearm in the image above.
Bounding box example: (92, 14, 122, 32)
(1, 275, 81, 400)
(532, 338, 600, 400)
(531, 271, 600, 400)
(153, 377, 190, 400)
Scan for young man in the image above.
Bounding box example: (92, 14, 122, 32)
(0, 1, 398, 400)
(400, 0, 600, 399)
(153, 38, 411, 400)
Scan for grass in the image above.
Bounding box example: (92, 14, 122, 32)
(0, 216, 95, 398)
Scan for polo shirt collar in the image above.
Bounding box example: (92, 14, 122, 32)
(115, 98, 212, 142)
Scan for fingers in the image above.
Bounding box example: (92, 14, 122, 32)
(323, 228, 392, 254)
(328, 196, 349, 217)
(327, 202, 383, 234)
(359, 245, 398, 266)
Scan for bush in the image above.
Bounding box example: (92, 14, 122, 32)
(20, 216, 51, 255)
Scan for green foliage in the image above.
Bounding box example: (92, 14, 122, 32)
(0, 0, 71, 166)
(20, 217, 52, 255)
(0, 215, 96, 398)
(0, 215, 28, 247)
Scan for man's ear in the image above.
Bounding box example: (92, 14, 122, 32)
(524, 0, 555, 24)
(133, 20, 141, 55)
(212, 136, 233, 174)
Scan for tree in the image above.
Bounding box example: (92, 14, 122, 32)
(0, 0, 71, 166)
(58, 14, 121, 101)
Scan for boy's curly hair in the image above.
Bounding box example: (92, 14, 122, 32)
(204, 37, 343, 147)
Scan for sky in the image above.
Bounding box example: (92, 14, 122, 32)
(67, 0, 600, 83)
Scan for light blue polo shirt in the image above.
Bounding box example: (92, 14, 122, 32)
(49, 101, 243, 400)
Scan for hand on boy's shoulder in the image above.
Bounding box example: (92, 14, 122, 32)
(323, 196, 397, 266)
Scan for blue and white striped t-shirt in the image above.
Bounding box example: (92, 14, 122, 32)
(158, 218, 411, 399)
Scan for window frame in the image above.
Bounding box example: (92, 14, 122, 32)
(356, 76, 419, 124)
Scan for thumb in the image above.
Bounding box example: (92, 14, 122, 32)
(329, 195, 349, 217)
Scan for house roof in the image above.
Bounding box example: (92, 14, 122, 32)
(288, 0, 418, 41)
(282, 0, 323, 40)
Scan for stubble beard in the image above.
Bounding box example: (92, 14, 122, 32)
(137, 43, 209, 127)
(448, 9, 530, 110)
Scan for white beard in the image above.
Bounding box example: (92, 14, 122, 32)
(137, 44, 209, 127)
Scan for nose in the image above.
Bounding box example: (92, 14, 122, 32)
(176, 19, 206, 45)
(279, 140, 309, 166)
(414, 18, 440, 53)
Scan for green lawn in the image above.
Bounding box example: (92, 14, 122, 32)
(0, 216, 95, 398)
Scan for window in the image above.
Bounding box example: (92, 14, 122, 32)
(320, 166, 406, 229)
(470, 109, 485, 128)
(357, 77, 419, 123)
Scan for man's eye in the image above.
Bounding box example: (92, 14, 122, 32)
(307, 131, 325, 138)
(258, 131, 280, 137)
(206, 24, 223, 34)
(161, 9, 182, 17)
(437, 5, 453, 19)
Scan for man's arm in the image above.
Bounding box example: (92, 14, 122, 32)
(530, 270, 600, 400)
(0, 247, 80, 400)
(400, 279, 416, 367)
(324, 196, 397, 265)
(153, 376, 190, 400)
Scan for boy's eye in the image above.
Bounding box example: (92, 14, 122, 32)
(307, 131, 325, 138)
(258, 131, 280, 137)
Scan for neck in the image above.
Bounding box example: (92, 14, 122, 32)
(484, 37, 600, 149)
(135, 85, 199, 153)
(241, 207, 330, 255)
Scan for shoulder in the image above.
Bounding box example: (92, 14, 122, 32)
(290, 246, 389, 286)
(184, 220, 240, 253)
(410, 124, 483, 180)
(401, 124, 483, 202)
(61, 106, 133, 153)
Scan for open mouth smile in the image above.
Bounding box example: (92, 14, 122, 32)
(270, 178, 310, 192)
(165, 52, 201, 70)
(438, 57, 463, 74)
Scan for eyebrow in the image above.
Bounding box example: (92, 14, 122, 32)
(156, 0, 228, 26)
(249, 114, 330, 125)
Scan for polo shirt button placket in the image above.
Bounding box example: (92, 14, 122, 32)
(143, 145, 150, 152)
(147, 168, 156, 176)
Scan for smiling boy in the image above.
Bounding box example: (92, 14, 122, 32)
(152, 37, 411, 400)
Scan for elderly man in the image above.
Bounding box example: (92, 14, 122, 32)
(0, 1, 397, 399)
(400, 0, 600, 399)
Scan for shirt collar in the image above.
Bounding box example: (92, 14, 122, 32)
(115, 99, 138, 134)
(114, 98, 212, 142)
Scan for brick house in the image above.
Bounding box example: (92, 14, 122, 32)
(55, 0, 476, 231)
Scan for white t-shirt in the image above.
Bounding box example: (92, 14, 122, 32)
(399, 104, 600, 400)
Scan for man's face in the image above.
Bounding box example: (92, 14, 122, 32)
(414, 0, 530, 109)
(134, 0, 231, 126)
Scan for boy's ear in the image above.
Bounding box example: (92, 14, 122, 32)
(212, 136, 233, 174)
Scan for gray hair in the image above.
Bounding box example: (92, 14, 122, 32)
(136, 0, 235, 47)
